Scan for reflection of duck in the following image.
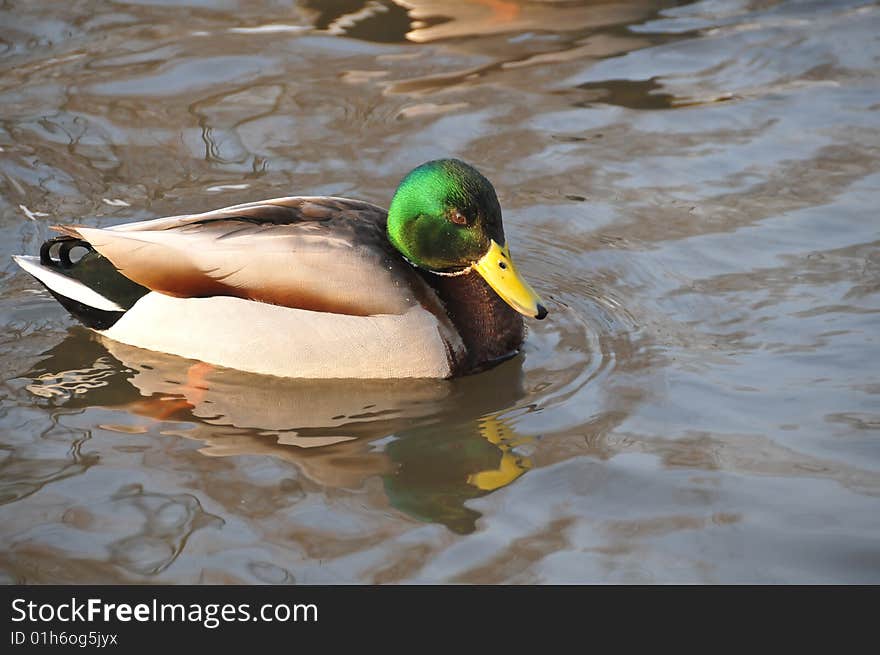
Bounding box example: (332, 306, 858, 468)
(22, 331, 534, 533)
(14, 160, 546, 379)
(383, 412, 533, 534)
(393, 0, 662, 43)
(299, 0, 662, 45)
(98, 337, 452, 444)
(468, 415, 532, 491)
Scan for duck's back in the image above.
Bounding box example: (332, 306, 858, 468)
(56, 196, 424, 316)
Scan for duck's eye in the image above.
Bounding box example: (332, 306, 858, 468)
(449, 209, 468, 225)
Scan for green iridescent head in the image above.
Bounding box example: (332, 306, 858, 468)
(387, 159, 547, 320)
(387, 159, 504, 272)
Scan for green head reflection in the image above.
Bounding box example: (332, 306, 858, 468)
(383, 414, 533, 535)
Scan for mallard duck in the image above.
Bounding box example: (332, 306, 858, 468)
(13, 159, 547, 379)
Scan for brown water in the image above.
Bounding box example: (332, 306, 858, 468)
(1, 0, 878, 583)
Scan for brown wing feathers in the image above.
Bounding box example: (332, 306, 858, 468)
(52, 198, 418, 317)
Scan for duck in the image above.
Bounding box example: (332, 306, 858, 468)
(12, 159, 547, 379)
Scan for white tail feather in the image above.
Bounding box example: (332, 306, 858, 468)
(12, 255, 125, 312)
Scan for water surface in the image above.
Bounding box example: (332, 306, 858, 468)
(1, 0, 879, 583)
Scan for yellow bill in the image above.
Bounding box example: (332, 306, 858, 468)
(473, 240, 548, 320)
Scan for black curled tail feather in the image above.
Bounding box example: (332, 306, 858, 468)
(41, 235, 92, 268)
(25, 235, 150, 330)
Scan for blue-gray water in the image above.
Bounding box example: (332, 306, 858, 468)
(1, 0, 878, 583)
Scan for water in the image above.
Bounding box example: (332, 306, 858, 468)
(1, 0, 878, 583)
